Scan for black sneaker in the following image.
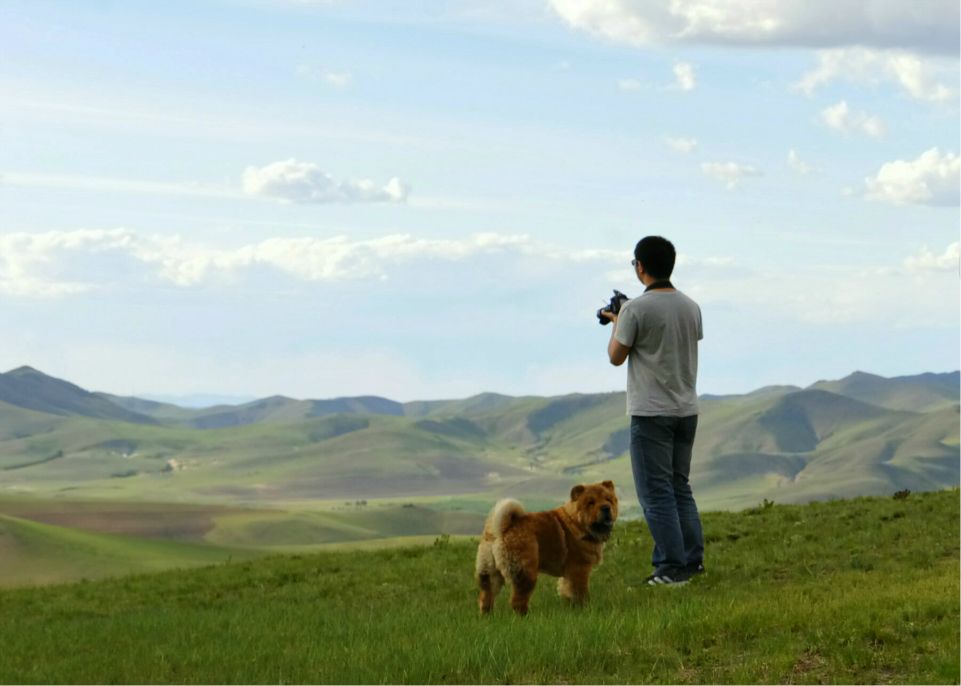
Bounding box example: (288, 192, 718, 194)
(686, 562, 705, 576)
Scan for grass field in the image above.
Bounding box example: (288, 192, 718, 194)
(0, 514, 262, 587)
(0, 498, 490, 586)
(0, 489, 957, 684)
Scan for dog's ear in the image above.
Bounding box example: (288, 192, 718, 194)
(570, 484, 586, 501)
(601, 480, 615, 492)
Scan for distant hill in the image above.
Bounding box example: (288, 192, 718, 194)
(0, 365, 956, 512)
(0, 367, 155, 425)
(141, 393, 258, 408)
(94, 393, 201, 422)
(811, 370, 959, 412)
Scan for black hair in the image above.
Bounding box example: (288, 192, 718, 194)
(634, 236, 676, 279)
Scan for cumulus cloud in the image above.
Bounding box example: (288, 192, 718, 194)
(242, 159, 409, 204)
(665, 136, 698, 153)
(0, 229, 144, 297)
(673, 62, 696, 90)
(819, 101, 885, 137)
(863, 148, 960, 206)
(905, 242, 960, 272)
(0, 230, 526, 295)
(701, 162, 762, 189)
(795, 47, 955, 102)
(547, 0, 959, 54)
(0, 229, 732, 297)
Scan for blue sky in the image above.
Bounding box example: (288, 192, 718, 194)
(1, 0, 958, 401)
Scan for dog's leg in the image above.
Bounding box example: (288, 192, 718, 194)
(477, 570, 504, 615)
(476, 539, 501, 615)
(556, 576, 574, 601)
(510, 569, 537, 616)
(566, 565, 592, 606)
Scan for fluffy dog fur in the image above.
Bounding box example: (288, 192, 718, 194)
(474, 480, 618, 615)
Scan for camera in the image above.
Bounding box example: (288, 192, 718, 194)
(596, 289, 630, 325)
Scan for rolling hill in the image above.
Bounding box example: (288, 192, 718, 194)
(0, 366, 155, 424)
(811, 370, 960, 412)
(0, 512, 260, 587)
(0, 365, 956, 516)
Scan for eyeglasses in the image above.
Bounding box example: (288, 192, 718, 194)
(631, 259, 639, 267)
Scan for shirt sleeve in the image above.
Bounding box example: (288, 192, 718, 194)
(614, 304, 638, 347)
(697, 305, 704, 341)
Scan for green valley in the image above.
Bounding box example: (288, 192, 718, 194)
(0, 365, 957, 585)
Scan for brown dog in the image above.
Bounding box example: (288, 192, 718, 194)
(474, 480, 618, 615)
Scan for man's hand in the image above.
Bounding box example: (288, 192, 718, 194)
(600, 311, 617, 324)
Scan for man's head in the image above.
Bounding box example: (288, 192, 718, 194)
(633, 236, 676, 282)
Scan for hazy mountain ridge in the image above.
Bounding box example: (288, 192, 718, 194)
(810, 370, 960, 412)
(0, 366, 957, 510)
(0, 367, 156, 425)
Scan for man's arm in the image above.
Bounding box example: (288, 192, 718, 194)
(602, 312, 631, 366)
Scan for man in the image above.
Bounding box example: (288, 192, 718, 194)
(601, 235, 704, 586)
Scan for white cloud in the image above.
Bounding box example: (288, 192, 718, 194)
(787, 149, 816, 175)
(666, 136, 698, 154)
(617, 78, 643, 91)
(863, 148, 960, 206)
(795, 47, 956, 102)
(0, 230, 526, 295)
(701, 162, 762, 189)
(0, 229, 732, 297)
(242, 159, 409, 204)
(0, 228, 141, 297)
(905, 242, 960, 272)
(673, 61, 696, 90)
(819, 100, 885, 137)
(548, 1, 959, 53)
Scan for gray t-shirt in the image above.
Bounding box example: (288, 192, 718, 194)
(614, 289, 702, 417)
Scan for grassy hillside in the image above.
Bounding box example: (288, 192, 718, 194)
(0, 490, 956, 684)
(811, 371, 959, 412)
(206, 505, 484, 548)
(0, 366, 154, 424)
(0, 497, 488, 586)
(0, 367, 957, 521)
(0, 514, 261, 587)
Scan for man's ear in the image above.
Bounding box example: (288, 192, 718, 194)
(570, 484, 586, 502)
(602, 480, 615, 492)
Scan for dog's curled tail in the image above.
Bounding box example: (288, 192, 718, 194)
(490, 498, 525, 536)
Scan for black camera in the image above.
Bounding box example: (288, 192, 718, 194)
(596, 289, 630, 325)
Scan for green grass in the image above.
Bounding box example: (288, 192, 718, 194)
(205, 505, 484, 547)
(0, 489, 956, 684)
(0, 496, 490, 584)
(0, 514, 262, 587)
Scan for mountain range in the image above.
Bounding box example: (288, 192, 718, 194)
(0, 365, 957, 512)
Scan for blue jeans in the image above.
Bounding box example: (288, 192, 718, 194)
(630, 415, 704, 575)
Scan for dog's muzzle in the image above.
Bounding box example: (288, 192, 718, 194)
(589, 505, 614, 536)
